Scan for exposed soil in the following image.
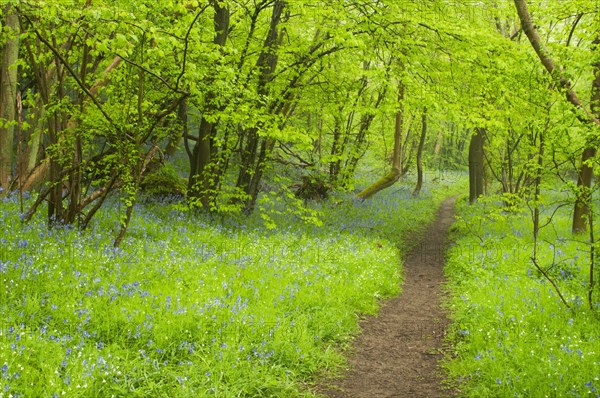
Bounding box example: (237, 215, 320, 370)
(316, 197, 457, 398)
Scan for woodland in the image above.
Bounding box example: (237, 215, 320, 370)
(0, 0, 599, 397)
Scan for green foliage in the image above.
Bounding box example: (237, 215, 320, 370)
(140, 163, 187, 197)
(294, 174, 332, 201)
(0, 178, 460, 397)
(444, 195, 600, 397)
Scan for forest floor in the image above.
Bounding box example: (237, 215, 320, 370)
(315, 196, 458, 398)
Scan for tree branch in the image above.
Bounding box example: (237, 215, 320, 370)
(566, 13, 583, 47)
(21, 13, 120, 128)
(513, 0, 599, 125)
(175, 5, 210, 90)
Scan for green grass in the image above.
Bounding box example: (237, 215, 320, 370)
(0, 175, 464, 397)
(444, 195, 600, 397)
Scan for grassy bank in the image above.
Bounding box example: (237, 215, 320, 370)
(444, 196, 600, 397)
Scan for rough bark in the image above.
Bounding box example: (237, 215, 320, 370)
(0, 5, 20, 194)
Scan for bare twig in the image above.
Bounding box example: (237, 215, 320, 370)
(530, 256, 571, 308)
(175, 5, 209, 90)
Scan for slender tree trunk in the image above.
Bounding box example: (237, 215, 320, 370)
(433, 130, 443, 162)
(188, 1, 230, 209)
(331, 85, 365, 184)
(47, 119, 63, 225)
(329, 113, 343, 180)
(413, 107, 427, 196)
(236, 0, 285, 210)
(469, 128, 485, 203)
(513, 0, 597, 122)
(246, 138, 276, 212)
(533, 125, 545, 243)
(572, 147, 596, 232)
(514, 0, 600, 231)
(0, 4, 20, 194)
(64, 40, 92, 225)
(341, 85, 387, 185)
(573, 36, 600, 233)
(399, 112, 414, 175)
(21, 96, 44, 181)
(392, 85, 405, 171)
(355, 83, 404, 200)
(189, 117, 213, 206)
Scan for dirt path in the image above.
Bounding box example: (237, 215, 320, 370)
(316, 197, 457, 398)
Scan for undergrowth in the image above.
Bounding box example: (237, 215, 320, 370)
(0, 174, 464, 397)
(444, 195, 600, 397)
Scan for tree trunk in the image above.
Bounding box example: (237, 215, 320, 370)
(236, 0, 285, 209)
(392, 84, 405, 171)
(399, 112, 414, 175)
(0, 4, 20, 194)
(513, 0, 598, 123)
(413, 107, 427, 196)
(47, 118, 64, 226)
(246, 138, 276, 212)
(329, 113, 343, 180)
(573, 36, 600, 233)
(356, 83, 404, 200)
(341, 84, 387, 185)
(188, 2, 230, 209)
(21, 96, 44, 182)
(433, 130, 443, 164)
(514, 0, 600, 231)
(188, 117, 214, 207)
(572, 147, 596, 232)
(469, 128, 485, 203)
